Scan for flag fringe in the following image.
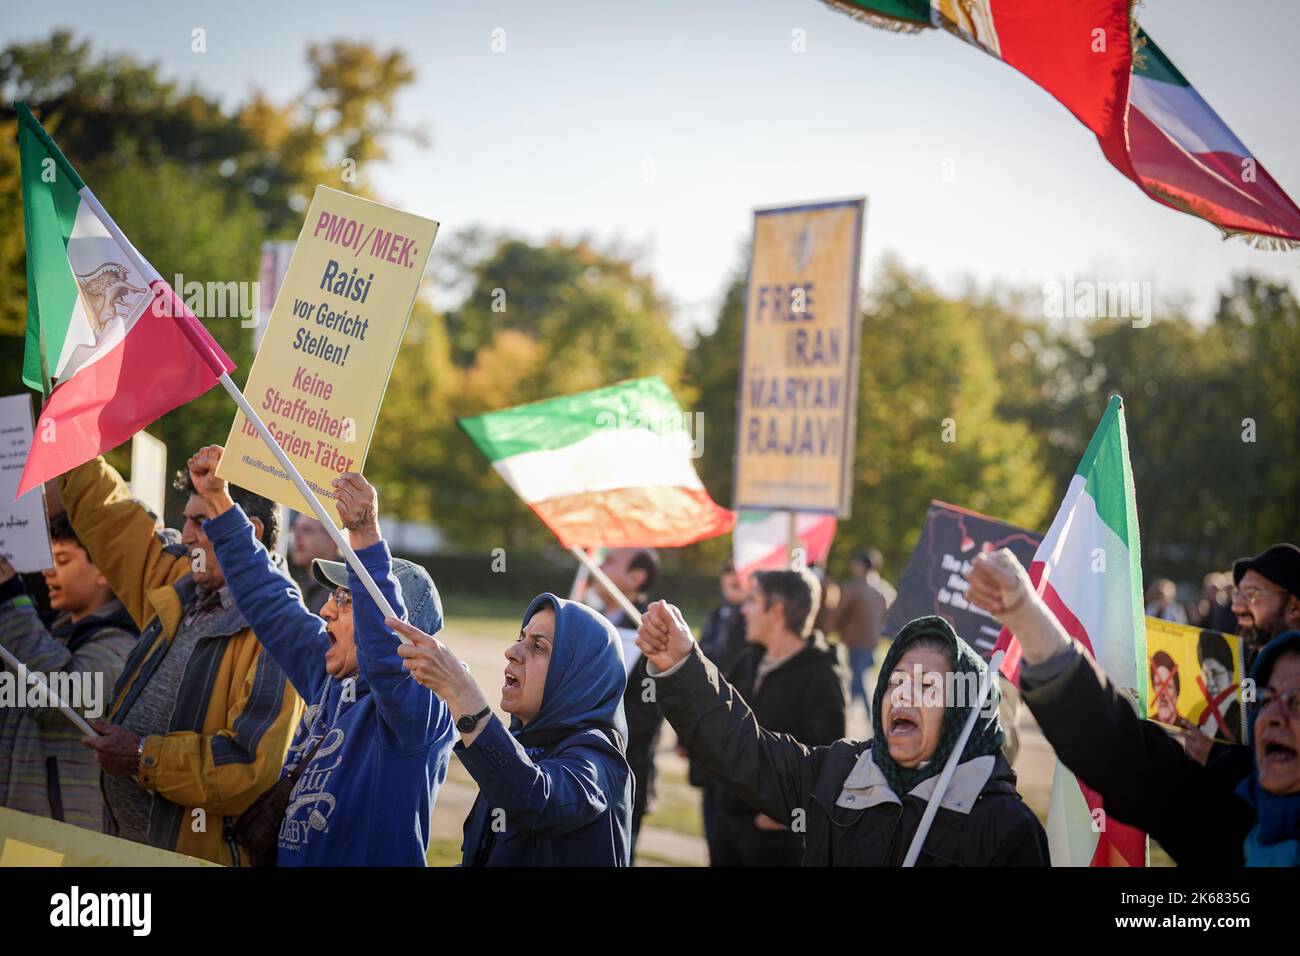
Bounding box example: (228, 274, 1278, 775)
(1129, 0, 1147, 73)
(1143, 180, 1300, 250)
(818, 0, 929, 34)
(1219, 229, 1300, 252)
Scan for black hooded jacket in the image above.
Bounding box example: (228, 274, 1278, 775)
(654, 643, 1049, 865)
(717, 632, 846, 816)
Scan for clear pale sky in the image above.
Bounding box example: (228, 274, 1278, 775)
(7, 0, 1298, 332)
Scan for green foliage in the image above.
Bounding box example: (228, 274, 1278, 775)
(427, 235, 689, 552)
(2, 30, 1296, 595)
(0, 30, 421, 522)
(837, 259, 1055, 576)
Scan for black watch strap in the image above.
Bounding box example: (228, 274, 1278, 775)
(457, 705, 492, 734)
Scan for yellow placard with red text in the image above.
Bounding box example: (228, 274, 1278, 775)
(218, 187, 438, 520)
(733, 199, 865, 517)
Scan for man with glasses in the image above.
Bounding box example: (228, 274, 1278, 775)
(1230, 544, 1300, 662)
(187, 446, 455, 866)
(1175, 544, 1300, 770)
(965, 548, 1300, 866)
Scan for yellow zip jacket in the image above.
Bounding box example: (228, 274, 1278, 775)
(60, 457, 303, 865)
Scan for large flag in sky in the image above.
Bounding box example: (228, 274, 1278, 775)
(16, 102, 234, 497)
(994, 395, 1148, 867)
(733, 510, 837, 584)
(823, 1, 1300, 245)
(460, 377, 735, 549)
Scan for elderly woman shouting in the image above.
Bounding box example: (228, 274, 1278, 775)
(388, 593, 633, 866)
(636, 602, 1048, 866)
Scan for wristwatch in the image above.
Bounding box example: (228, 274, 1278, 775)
(133, 735, 148, 783)
(456, 706, 492, 734)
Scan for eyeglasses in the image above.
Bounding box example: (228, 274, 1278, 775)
(1231, 585, 1288, 606)
(1255, 688, 1300, 720)
(331, 587, 351, 609)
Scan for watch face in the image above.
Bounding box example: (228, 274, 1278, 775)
(457, 714, 477, 733)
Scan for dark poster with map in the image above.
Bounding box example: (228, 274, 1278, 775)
(885, 501, 1043, 659)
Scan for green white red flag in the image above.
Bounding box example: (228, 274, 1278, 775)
(16, 102, 234, 497)
(994, 395, 1149, 867)
(824, 1, 1300, 245)
(460, 377, 735, 549)
(733, 510, 837, 583)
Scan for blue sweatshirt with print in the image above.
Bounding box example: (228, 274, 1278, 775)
(206, 506, 455, 866)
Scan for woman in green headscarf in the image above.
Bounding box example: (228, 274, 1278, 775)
(638, 605, 1049, 866)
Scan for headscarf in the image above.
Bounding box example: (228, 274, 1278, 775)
(510, 593, 629, 752)
(870, 615, 1004, 796)
(1236, 630, 1300, 866)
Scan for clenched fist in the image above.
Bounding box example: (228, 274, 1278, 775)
(187, 445, 234, 516)
(966, 547, 1072, 667)
(332, 472, 380, 549)
(965, 548, 1034, 625)
(635, 600, 695, 673)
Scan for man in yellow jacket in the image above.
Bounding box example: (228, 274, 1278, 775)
(63, 456, 303, 866)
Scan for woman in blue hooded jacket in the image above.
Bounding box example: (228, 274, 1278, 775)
(386, 591, 633, 866)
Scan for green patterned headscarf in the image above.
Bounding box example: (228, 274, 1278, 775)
(870, 616, 1004, 796)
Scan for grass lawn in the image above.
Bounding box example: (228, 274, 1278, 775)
(426, 838, 462, 867)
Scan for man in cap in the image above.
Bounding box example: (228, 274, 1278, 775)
(1231, 544, 1300, 662)
(187, 446, 456, 866)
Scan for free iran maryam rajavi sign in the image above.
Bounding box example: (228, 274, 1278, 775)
(733, 198, 866, 518)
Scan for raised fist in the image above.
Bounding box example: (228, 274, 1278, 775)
(635, 600, 695, 673)
(187, 445, 229, 502)
(965, 548, 1034, 624)
(332, 472, 380, 547)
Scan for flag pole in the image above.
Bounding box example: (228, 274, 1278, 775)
(901, 648, 1005, 867)
(73, 188, 406, 637)
(570, 545, 642, 627)
(214, 370, 401, 628)
(0, 644, 98, 737)
(567, 547, 595, 601)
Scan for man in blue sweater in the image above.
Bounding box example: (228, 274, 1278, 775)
(186, 445, 455, 866)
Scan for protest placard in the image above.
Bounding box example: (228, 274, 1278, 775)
(732, 199, 865, 517)
(129, 429, 167, 521)
(218, 187, 438, 518)
(0, 394, 52, 572)
(885, 500, 1042, 658)
(1145, 617, 1246, 744)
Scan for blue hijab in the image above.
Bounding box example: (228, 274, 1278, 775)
(1236, 630, 1300, 866)
(510, 593, 629, 752)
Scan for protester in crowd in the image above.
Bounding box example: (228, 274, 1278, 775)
(585, 546, 661, 854)
(817, 548, 895, 723)
(707, 568, 845, 866)
(1190, 571, 1237, 633)
(967, 547, 1300, 866)
(1231, 545, 1300, 661)
(635, 603, 1047, 865)
(290, 513, 342, 614)
(688, 561, 749, 849)
(393, 588, 632, 865)
(1178, 544, 1300, 770)
(187, 447, 456, 865)
(0, 515, 138, 831)
(697, 561, 748, 677)
(61, 455, 301, 866)
(1145, 578, 1188, 624)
